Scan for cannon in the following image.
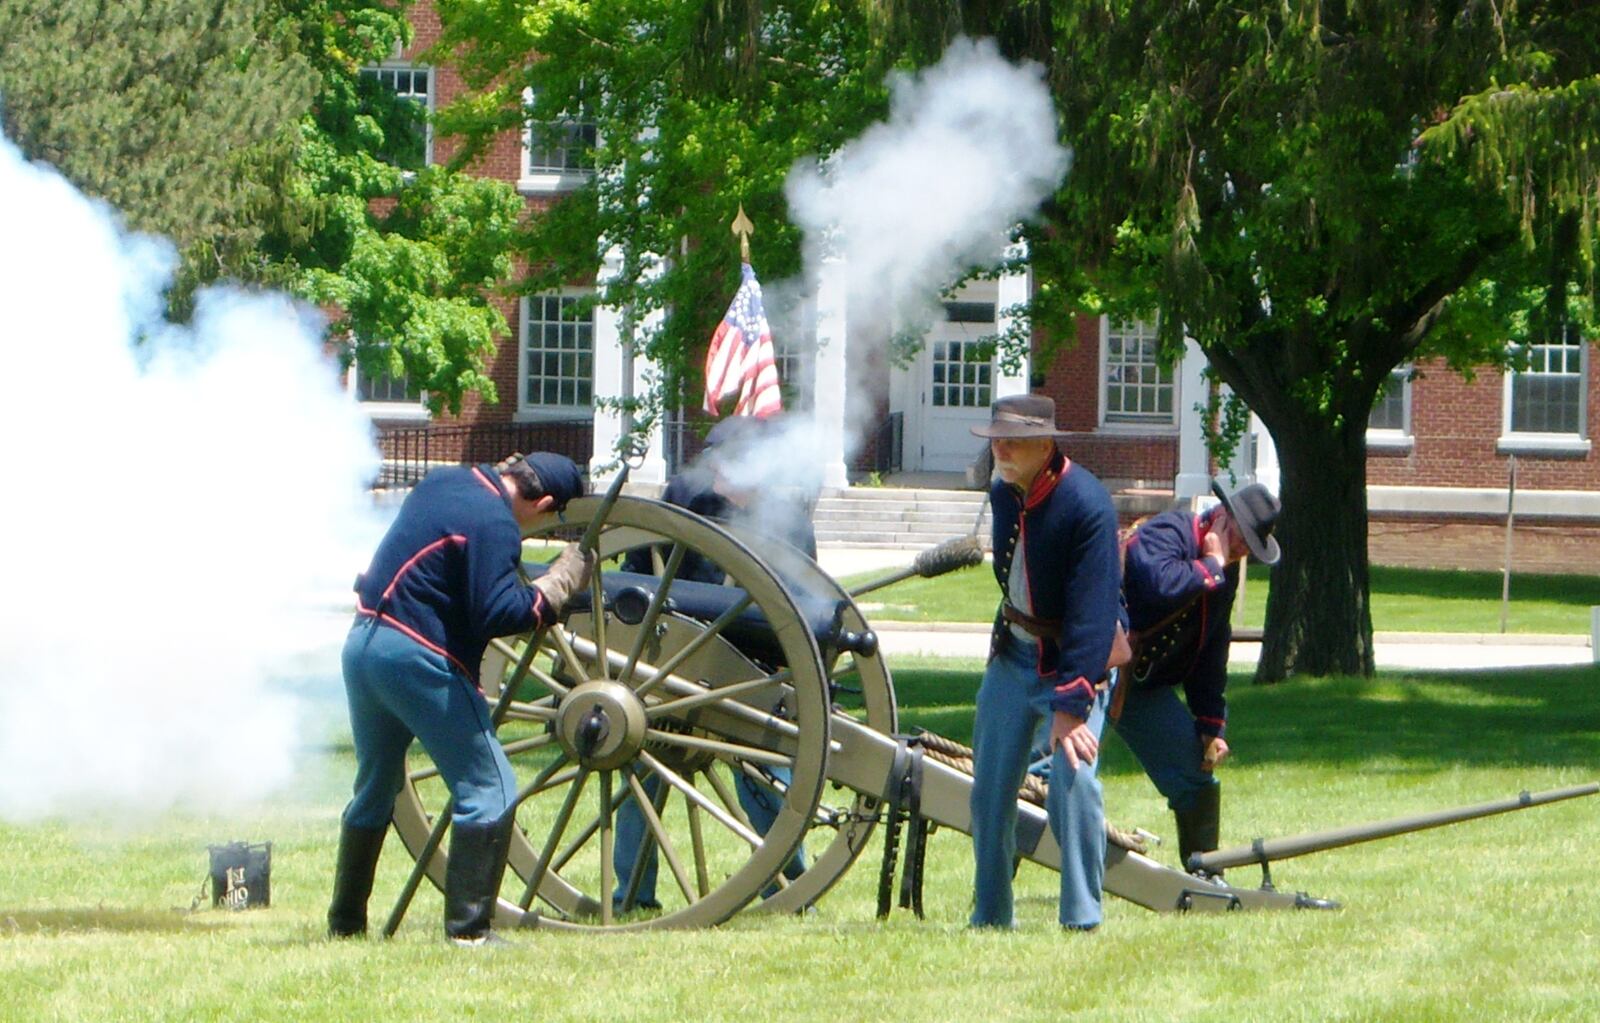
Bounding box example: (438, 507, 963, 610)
(381, 492, 1598, 932)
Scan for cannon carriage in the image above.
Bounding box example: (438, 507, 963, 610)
(381, 490, 1597, 934)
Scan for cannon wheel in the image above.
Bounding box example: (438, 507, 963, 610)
(390, 495, 832, 931)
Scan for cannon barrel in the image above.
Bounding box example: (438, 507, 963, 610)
(538, 565, 857, 666)
(1189, 782, 1600, 875)
(847, 534, 985, 599)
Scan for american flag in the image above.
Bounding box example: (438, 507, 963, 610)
(702, 262, 782, 418)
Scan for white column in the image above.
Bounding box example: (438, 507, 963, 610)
(993, 243, 1031, 399)
(589, 285, 627, 484)
(591, 247, 668, 485)
(625, 322, 668, 486)
(1175, 337, 1212, 500)
(812, 253, 851, 490)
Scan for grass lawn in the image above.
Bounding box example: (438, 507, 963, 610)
(849, 561, 1600, 634)
(3, 657, 1598, 1021)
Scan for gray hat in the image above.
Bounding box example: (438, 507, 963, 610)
(1212, 480, 1281, 565)
(969, 394, 1070, 439)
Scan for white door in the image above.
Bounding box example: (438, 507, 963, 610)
(915, 319, 995, 471)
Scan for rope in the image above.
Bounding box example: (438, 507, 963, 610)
(913, 730, 1149, 854)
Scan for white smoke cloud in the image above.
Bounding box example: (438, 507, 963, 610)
(711, 38, 1068, 484)
(785, 36, 1069, 329)
(0, 131, 383, 823)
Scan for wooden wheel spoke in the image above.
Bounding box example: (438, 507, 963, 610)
(625, 768, 696, 907)
(829, 660, 861, 681)
(645, 670, 791, 720)
(639, 750, 761, 847)
(686, 802, 711, 898)
(631, 592, 755, 700)
(702, 763, 757, 834)
(548, 625, 590, 686)
(643, 728, 794, 769)
(514, 767, 590, 912)
(620, 543, 687, 687)
(503, 700, 557, 723)
(598, 771, 615, 925)
(550, 781, 639, 874)
(588, 568, 610, 682)
(407, 734, 558, 784)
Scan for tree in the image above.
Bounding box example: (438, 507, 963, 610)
(431, 0, 896, 419)
(999, 0, 1599, 681)
(0, 0, 521, 414)
(0, 0, 317, 300)
(432, 0, 1600, 680)
(267, 0, 524, 414)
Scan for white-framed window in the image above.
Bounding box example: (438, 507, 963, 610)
(518, 292, 595, 416)
(1500, 327, 1591, 453)
(1100, 317, 1176, 428)
(766, 292, 817, 411)
(1367, 365, 1413, 449)
(520, 88, 596, 193)
(359, 64, 433, 169)
(930, 337, 993, 408)
(348, 346, 429, 421)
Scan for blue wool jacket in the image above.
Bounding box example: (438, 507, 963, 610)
(1122, 509, 1237, 737)
(353, 464, 554, 683)
(988, 451, 1122, 719)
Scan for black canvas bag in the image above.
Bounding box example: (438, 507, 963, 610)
(208, 841, 272, 910)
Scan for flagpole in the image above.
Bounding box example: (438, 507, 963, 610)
(732, 204, 753, 264)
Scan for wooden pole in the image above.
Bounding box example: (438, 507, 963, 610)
(1500, 454, 1517, 634)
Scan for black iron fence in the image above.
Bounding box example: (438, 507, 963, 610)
(372, 420, 593, 489)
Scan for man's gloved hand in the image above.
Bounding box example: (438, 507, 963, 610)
(532, 543, 595, 615)
(1200, 734, 1230, 772)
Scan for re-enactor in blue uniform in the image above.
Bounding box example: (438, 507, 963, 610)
(968, 395, 1123, 931)
(328, 453, 590, 946)
(1115, 480, 1280, 872)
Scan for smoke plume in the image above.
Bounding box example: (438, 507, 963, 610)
(709, 38, 1068, 486)
(0, 131, 382, 823)
(786, 37, 1068, 328)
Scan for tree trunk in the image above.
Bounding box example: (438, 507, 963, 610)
(1254, 414, 1375, 682)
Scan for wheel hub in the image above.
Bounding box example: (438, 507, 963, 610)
(555, 680, 648, 770)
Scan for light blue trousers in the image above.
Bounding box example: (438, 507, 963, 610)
(613, 767, 806, 906)
(340, 619, 516, 829)
(1110, 683, 1216, 814)
(970, 638, 1109, 929)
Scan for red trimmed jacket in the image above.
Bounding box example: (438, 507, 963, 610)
(987, 451, 1123, 719)
(1122, 509, 1238, 737)
(352, 464, 555, 683)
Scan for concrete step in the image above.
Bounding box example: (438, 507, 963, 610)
(815, 529, 991, 548)
(812, 507, 988, 524)
(821, 486, 989, 503)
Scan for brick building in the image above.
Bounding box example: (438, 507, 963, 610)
(362, 3, 1599, 571)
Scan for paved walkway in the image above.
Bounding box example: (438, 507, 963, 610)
(816, 547, 1595, 671)
(867, 619, 1594, 670)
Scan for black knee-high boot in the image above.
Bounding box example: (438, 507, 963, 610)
(444, 817, 514, 945)
(1174, 783, 1221, 875)
(327, 823, 387, 937)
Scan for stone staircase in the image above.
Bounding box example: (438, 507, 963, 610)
(812, 486, 993, 549)
(812, 483, 1180, 550)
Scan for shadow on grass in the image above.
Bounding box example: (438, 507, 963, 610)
(0, 907, 220, 936)
(890, 662, 1600, 774)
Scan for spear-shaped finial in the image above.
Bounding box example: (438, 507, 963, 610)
(731, 203, 754, 264)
